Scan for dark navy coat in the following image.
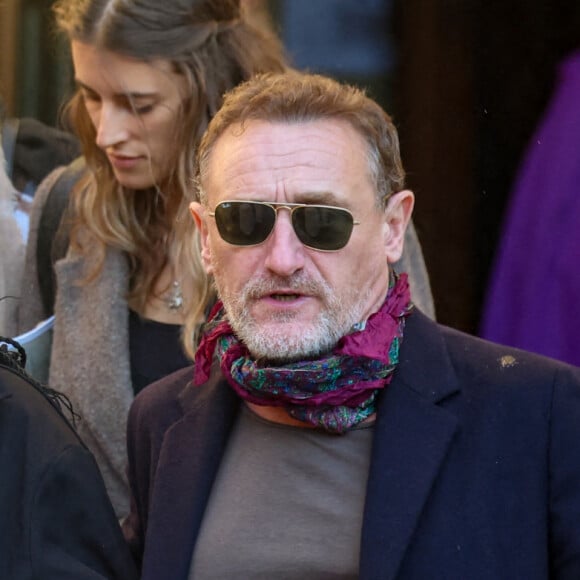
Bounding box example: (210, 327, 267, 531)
(124, 310, 580, 579)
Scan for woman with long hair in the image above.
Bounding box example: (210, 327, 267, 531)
(18, 0, 288, 518)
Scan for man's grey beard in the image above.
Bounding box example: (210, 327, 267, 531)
(216, 273, 371, 364)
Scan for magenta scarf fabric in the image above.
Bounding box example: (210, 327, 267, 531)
(194, 273, 413, 433)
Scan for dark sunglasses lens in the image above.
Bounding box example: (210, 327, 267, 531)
(214, 202, 275, 246)
(293, 206, 354, 250)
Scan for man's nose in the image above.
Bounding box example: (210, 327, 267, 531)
(95, 103, 130, 149)
(263, 210, 306, 277)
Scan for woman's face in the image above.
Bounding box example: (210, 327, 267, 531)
(71, 40, 189, 190)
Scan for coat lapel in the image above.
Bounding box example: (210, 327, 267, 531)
(142, 369, 239, 580)
(52, 247, 134, 514)
(359, 310, 460, 580)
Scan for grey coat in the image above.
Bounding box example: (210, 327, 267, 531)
(18, 165, 436, 520)
(18, 167, 133, 518)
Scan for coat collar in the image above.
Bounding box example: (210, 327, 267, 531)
(143, 310, 461, 580)
(51, 246, 134, 515)
(142, 361, 239, 580)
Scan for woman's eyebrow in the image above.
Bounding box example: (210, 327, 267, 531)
(75, 80, 158, 99)
(75, 80, 96, 93)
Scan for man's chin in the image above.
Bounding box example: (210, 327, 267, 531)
(240, 327, 335, 365)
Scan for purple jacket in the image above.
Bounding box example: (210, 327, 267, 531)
(480, 49, 580, 366)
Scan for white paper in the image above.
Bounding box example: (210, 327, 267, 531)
(14, 316, 55, 383)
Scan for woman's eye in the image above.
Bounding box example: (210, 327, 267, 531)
(135, 103, 154, 115)
(123, 98, 155, 115)
(81, 90, 100, 103)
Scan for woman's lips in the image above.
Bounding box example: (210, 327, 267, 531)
(108, 153, 143, 170)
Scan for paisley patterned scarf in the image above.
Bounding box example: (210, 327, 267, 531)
(194, 273, 413, 433)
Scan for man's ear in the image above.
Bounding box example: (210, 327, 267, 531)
(189, 201, 214, 275)
(383, 189, 415, 263)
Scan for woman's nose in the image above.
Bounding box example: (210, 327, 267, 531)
(94, 103, 130, 149)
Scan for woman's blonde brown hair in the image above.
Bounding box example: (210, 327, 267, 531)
(53, 0, 287, 357)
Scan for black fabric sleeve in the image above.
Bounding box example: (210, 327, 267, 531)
(29, 445, 138, 580)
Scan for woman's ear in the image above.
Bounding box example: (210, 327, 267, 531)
(382, 190, 415, 264)
(189, 201, 214, 274)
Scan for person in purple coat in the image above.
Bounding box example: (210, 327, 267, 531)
(480, 48, 580, 366)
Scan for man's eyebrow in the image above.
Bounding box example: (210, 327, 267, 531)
(75, 80, 157, 99)
(294, 191, 341, 205)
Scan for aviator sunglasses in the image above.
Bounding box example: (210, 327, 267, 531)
(208, 200, 361, 251)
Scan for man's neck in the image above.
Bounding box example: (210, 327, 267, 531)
(245, 402, 314, 428)
(245, 402, 376, 429)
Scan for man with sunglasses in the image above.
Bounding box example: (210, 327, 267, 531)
(123, 71, 580, 579)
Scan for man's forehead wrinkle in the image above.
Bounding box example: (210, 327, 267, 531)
(229, 121, 350, 154)
(231, 141, 337, 161)
(219, 166, 330, 199)
(223, 156, 338, 187)
(219, 146, 337, 181)
(207, 119, 370, 201)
